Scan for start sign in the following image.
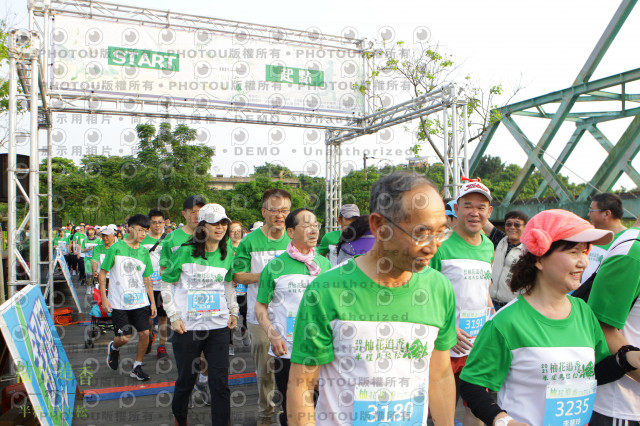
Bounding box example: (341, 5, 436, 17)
(108, 46, 179, 71)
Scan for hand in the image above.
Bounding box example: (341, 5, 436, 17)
(228, 315, 238, 330)
(171, 318, 187, 334)
(93, 271, 98, 278)
(627, 350, 640, 370)
(150, 304, 157, 319)
(270, 336, 288, 357)
(493, 413, 530, 426)
(451, 327, 474, 355)
(102, 299, 112, 313)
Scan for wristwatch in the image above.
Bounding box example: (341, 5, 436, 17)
(495, 416, 513, 426)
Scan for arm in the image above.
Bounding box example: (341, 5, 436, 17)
(256, 301, 287, 357)
(99, 269, 112, 313)
(428, 349, 455, 426)
(287, 363, 319, 426)
(600, 322, 640, 382)
(160, 279, 186, 334)
(91, 259, 98, 277)
(233, 272, 261, 284)
(483, 220, 495, 236)
(224, 280, 239, 329)
(144, 276, 157, 318)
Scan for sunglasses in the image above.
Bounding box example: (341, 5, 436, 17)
(505, 221, 523, 228)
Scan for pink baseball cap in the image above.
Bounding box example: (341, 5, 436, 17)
(521, 209, 613, 256)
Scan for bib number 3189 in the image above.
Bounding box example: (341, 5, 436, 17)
(353, 386, 425, 426)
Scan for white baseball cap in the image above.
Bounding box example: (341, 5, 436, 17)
(198, 203, 231, 224)
(457, 181, 492, 202)
(101, 227, 115, 235)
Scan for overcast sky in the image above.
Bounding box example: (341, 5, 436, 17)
(3, 0, 640, 191)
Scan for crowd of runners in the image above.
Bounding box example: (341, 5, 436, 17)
(53, 172, 640, 426)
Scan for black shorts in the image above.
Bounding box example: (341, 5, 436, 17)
(153, 290, 167, 318)
(111, 306, 151, 336)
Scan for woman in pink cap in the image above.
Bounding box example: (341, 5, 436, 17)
(459, 209, 640, 426)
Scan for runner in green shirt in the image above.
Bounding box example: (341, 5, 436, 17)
(256, 208, 331, 426)
(288, 173, 456, 426)
(100, 214, 156, 382)
(317, 204, 360, 266)
(160, 204, 238, 426)
(92, 226, 116, 280)
(459, 209, 640, 426)
(233, 188, 292, 426)
(81, 226, 100, 285)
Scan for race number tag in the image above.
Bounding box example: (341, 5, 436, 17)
(352, 385, 425, 426)
(543, 379, 596, 426)
(123, 288, 146, 309)
(459, 309, 486, 337)
(187, 290, 221, 318)
(286, 312, 296, 339)
(150, 270, 161, 283)
(235, 284, 247, 296)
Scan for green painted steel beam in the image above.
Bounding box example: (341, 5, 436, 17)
(496, 68, 640, 115)
(512, 105, 640, 123)
(582, 90, 640, 102)
(503, 89, 579, 205)
(574, 0, 637, 84)
(578, 112, 640, 201)
(587, 124, 640, 188)
(469, 121, 499, 175)
(534, 126, 586, 198)
(501, 115, 575, 201)
(490, 197, 640, 222)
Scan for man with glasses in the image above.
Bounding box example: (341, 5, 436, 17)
(233, 188, 292, 426)
(255, 208, 331, 426)
(288, 172, 457, 426)
(142, 209, 169, 359)
(483, 210, 528, 310)
(583, 192, 627, 283)
(430, 180, 494, 426)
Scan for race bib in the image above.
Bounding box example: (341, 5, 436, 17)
(150, 270, 161, 283)
(235, 283, 247, 296)
(187, 290, 221, 318)
(459, 309, 486, 337)
(123, 288, 146, 309)
(286, 312, 296, 339)
(543, 379, 596, 426)
(352, 385, 425, 426)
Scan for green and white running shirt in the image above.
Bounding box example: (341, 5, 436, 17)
(73, 233, 86, 256)
(100, 240, 153, 311)
(588, 227, 640, 421)
(430, 231, 494, 357)
(291, 258, 457, 426)
(159, 228, 192, 269)
(81, 237, 100, 259)
(92, 244, 112, 278)
(232, 229, 290, 325)
(580, 230, 625, 284)
(256, 252, 331, 359)
(318, 230, 341, 266)
(141, 235, 163, 291)
(161, 244, 236, 331)
(460, 296, 610, 426)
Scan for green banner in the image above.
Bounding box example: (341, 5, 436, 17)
(108, 46, 179, 71)
(266, 65, 324, 87)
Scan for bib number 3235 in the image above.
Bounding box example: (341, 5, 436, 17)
(543, 379, 596, 426)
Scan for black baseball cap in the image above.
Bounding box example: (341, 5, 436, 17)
(183, 195, 207, 210)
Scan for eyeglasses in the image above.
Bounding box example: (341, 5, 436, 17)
(150, 220, 165, 225)
(379, 213, 452, 246)
(588, 209, 602, 213)
(296, 223, 322, 231)
(264, 208, 290, 215)
(505, 221, 523, 228)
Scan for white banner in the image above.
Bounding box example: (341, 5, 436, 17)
(51, 15, 365, 115)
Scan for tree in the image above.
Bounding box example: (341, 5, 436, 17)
(356, 38, 522, 162)
(132, 122, 215, 219)
(253, 162, 294, 178)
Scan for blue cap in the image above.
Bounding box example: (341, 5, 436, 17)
(445, 200, 457, 218)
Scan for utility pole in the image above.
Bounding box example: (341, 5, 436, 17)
(363, 154, 378, 180)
